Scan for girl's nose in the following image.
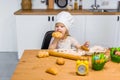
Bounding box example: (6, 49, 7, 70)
(56, 26, 61, 30)
(56, 28, 60, 31)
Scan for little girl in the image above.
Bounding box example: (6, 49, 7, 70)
(49, 11, 89, 50)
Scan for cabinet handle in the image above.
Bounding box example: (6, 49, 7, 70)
(48, 16, 50, 21)
(117, 16, 119, 21)
(46, 0, 48, 5)
(52, 16, 54, 21)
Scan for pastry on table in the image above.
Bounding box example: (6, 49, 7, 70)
(48, 50, 83, 60)
(37, 51, 49, 58)
(46, 67, 58, 75)
(52, 31, 62, 38)
(56, 58, 65, 65)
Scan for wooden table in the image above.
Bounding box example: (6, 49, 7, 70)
(11, 50, 120, 80)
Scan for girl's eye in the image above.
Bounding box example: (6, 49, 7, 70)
(55, 25, 65, 28)
(55, 26, 58, 28)
(61, 26, 64, 28)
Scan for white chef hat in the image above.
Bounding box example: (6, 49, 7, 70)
(56, 11, 74, 30)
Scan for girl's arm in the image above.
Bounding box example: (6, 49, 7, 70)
(75, 44, 81, 49)
(71, 37, 90, 49)
(48, 38, 59, 49)
(70, 37, 81, 49)
(83, 41, 90, 47)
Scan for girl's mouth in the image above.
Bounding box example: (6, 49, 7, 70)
(57, 30, 62, 33)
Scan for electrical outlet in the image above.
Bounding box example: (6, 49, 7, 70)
(102, 1, 109, 6)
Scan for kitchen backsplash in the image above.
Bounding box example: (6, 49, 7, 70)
(83, 0, 120, 9)
(26, 0, 120, 9)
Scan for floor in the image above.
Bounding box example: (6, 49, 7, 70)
(0, 52, 18, 80)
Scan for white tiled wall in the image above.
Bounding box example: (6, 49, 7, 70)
(0, 0, 20, 52)
(30, 0, 120, 9)
(83, 0, 120, 9)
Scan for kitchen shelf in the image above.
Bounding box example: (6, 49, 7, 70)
(14, 9, 120, 15)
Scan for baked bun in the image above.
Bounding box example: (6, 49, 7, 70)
(37, 51, 49, 58)
(56, 58, 65, 65)
(52, 32, 62, 38)
(115, 51, 120, 56)
(46, 67, 58, 75)
(81, 45, 89, 51)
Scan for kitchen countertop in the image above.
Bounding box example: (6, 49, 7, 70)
(11, 50, 120, 80)
(14, 9, 120, 15)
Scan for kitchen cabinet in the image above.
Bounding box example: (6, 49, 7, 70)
(85, 15, 117, 48)
(116, 15, 120, 47)
(16, 15, 56, 59)
(48, 15, 56, 29)
(69, 15, 86, 44)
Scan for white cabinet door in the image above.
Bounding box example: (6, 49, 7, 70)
(85, 15, 117, 47)
(48, 15, 56, 30)
(69, 15, 86, 44)
(117, 15, 120, 47)
(16, 15, 54, 59)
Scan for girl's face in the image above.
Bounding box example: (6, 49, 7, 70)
(55, 22, 67, 36)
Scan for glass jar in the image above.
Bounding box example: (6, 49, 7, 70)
(74, 0, 78, 10)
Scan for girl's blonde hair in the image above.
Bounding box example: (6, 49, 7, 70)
(64, 28, 70, 39)
(65, 29, 70, 36)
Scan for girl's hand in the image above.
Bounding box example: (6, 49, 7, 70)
(80, 41, 90, 51)
(83, 41, 90, 48)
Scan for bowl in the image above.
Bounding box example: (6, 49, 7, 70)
(92, 53, 107, 70)
(110, 47, 120, 63)
(92, 62, 105, 70)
